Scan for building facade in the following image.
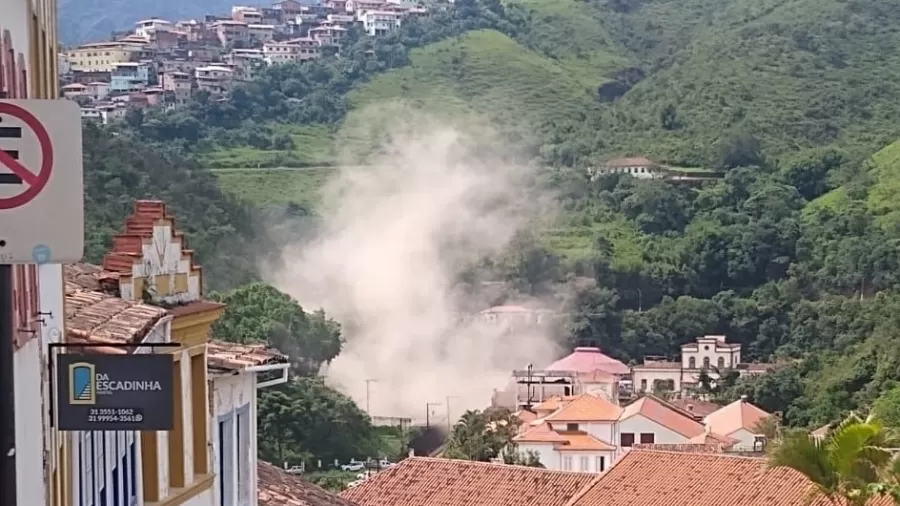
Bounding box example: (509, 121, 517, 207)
(1, 1, 59, 505)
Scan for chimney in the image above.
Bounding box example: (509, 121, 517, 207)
(408, 448, 415, 458)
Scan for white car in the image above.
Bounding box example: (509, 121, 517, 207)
(346, 480, 363, 488)
(285, 465, 303, 475)
(341, 459, 365, 472)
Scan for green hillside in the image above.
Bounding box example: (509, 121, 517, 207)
(347, 29, 613, 137)
(566, 0, 900, 164)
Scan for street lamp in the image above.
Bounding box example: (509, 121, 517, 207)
(365, 378, 377, 415)
(425, 402, 441, 428)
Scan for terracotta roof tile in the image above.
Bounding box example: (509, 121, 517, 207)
(631, 443, 725, 453)
(619, 396, 706, 438)
(533, 395, 577, 414)
(207, 340, 289, 371)
(65, 288, 167, 352)
(704, 399, 771, 435)
(513, 409, 537, 429)
(340, 457, 595, 506)
(564, 450, 894, 506)
(554, 432, 616, 452)
(258, 461, 359, 506)
(668, 398, 722, 419)
(545, 394, 623, 423)
(514, 422, 568, 443)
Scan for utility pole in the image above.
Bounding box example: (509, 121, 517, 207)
(445, 396, 460, 431)
(425, 402, 441, 428)
(365, 379, 377, 415)
(0, 265, 17, 506)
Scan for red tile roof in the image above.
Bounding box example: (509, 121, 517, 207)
(339, 457, 595, 506)
(668, 398, 722, 419)
(704, 398, 771, 435)
(564, 450, 894, 506)
(554, 432, 616, 452)
(619, 396, 706, 438)
(101, 199, 202, 282)
(258, 461, 358, 506)
(65, 285, 168, 354)
(207, 340, 289, 371)
(546, 347, 630, 376)
(545, 393, 623, 422)
(514, 422, 568, 443)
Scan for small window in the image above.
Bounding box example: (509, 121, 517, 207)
(689, 357, 696, 369)
(595, 456, 605, 472)
(640, 433, 655, 444)
(703, 357, 710, 369)
(562, 456, 573, 471)
(620, 433, 635, 447)
(566, 423, 579, 432)
(640, 379, 647, 391)
(579, 456, 589, 471)
(718, 357, 726, 369)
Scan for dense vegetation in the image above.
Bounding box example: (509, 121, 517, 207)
(78, 0, 900, 476)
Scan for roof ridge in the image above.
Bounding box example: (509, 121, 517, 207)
(626, 448, 766, 461)
(403, 456, 596, 476)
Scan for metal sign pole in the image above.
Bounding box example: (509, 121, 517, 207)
(0, 264, 18, 506)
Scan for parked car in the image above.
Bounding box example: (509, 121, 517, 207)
(285, 465, 304, 475)
(341, 459, 365, 472)
(347, 480, 364, 488)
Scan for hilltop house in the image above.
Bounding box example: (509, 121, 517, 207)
(631, 335, 774, 394)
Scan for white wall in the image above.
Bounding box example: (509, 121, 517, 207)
(728, 428, 760, 451)
(71, 430, 144, 506)
(617, 414, 689, 459)
(212, 372, 257, 506)
(14, 337, 46, 506)
(558, 451, 613, 473)
(516, 443, 557, 469)
(631, 369, 682, 393)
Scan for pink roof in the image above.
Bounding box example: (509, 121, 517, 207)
(546, 347, 630, 376)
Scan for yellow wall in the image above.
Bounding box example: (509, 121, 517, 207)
(65, 44, 139, 72)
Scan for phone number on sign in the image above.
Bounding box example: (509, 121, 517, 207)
(87, 408, 144, 424)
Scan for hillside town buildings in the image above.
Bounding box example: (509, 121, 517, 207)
(58, 0, 429, 121)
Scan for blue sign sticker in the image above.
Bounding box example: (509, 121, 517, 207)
(32, 244, 51, 264)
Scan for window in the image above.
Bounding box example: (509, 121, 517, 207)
(640, 379, 647, 391)
(620, 433, 635, 447)
(218, 420, 226, 506)
(688, 357, 696, 369)
(562, 456, 573, 471)
(579, 456, 589, 472)
(219, 414, 236, 506)
(703, 357, 710, 369)
(128, 434, 137, 505)
(640, 433, 655, 444)
(717, 357, 725, 369)
(594, 456, 605, 472)
(566, 423, 579, 432)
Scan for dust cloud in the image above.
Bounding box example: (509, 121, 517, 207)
(265, 110, 562, 422)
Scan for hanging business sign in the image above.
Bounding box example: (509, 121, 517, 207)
(56, 354, 175, 431)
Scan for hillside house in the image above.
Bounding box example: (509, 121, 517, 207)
(703, 397, 772, 451)
(588, 157, 665, 180)
(631, 335, 774, 394)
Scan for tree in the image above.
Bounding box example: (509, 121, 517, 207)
(211, 283, 343, 376)
(257, 378, 379, 467)
(769, 413, 897, 506)
(442, 408, 543, 467)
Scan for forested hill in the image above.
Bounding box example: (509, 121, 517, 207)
(80, 0, 900, 434)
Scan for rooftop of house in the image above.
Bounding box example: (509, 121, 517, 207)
(564, 449, 893, 506)
(207, 340, 289, 372)
(544, 393, 623, 423)
(546, 347, 630, 376)
(514, 421, 568, 443)
(668, 398, 723, 419)
(620, 395, 707, 439)
(703, 398, 771, 436)
(258, 461, 358, 506)
(340, 457, 595, 506)
(554, 431, 616, 452)
(603, 156, 659, 168)
(64, 283, 168, 354)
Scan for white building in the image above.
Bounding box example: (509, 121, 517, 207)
(703, 397, 772, 451)
(588, 157, 665, 180)
(631, 335, 773, 394)
(207, 340, 289, 506)
(262, 39, 320, 64)
(135, 18, 173, 39)
(512, 393, 758, 473)
(359, 10, 402, 36)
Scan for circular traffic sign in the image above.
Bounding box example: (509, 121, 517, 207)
(0, 101, 53, 210)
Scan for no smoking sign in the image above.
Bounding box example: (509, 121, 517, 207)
(0, 100, 83, 265)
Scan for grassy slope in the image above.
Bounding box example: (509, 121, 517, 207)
(214, 168, 334, 208)
(596, 0, 900, 163)
(347, 30, 606, 134)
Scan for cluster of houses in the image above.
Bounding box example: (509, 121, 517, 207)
(58, 0, 432, 123)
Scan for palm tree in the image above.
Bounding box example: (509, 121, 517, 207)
(769, 413, 897, 506)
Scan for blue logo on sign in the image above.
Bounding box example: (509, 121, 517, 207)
(32, 244, 51, 264)
(69, 362, 97, 405)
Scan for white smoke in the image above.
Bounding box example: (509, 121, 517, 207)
(265, 111, 561, 421)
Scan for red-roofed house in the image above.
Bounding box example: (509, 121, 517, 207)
(703, 397, 772, 451)
(547, 347, 630, 376)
